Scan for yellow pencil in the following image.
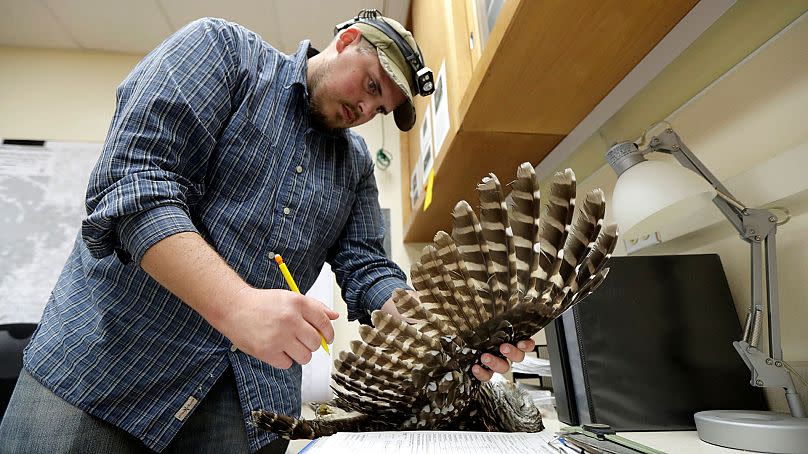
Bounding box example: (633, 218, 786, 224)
(274, 254, 330, 354)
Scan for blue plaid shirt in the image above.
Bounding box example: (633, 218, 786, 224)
(23, 18, 407, 452)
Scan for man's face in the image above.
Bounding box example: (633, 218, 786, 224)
(309, 32, 406, 130)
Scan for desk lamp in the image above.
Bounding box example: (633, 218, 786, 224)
(605, 125, 808, 453)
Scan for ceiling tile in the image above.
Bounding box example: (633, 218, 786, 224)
(0, 0, 410, 55)
(43, 0, 173, 54)
(0, 0, 77, 49)
(273, 0, 385, 52)
(159, 0, 285, 52)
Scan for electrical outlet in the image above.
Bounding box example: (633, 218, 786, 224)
(624, 232, 662, 254)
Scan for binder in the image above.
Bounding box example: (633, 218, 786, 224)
(546, 254, 767, 430)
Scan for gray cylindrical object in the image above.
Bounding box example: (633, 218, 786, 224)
(695, 410, 808, 453)
(605, 141, 646, 176)
(786, 390, 807, 419)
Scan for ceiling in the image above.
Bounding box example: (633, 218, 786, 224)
(0, 0, 411, 55)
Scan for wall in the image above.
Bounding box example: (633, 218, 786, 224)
(0, 46, 141, 142)
(557, 10, 808, 412)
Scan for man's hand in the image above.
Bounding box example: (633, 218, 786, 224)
(222, 288, 339, 369)
(140, 232, 338, 370)
(381, 292, 536, 382)
(471, 339, 536, 381)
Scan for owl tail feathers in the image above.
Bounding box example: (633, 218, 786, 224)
(251, 409, 390, 439)
(252, 411, 321, 439)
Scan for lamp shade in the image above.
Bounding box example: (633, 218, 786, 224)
(612, 159, 716, 241)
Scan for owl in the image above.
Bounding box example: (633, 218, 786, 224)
(253, 163, 618, 438)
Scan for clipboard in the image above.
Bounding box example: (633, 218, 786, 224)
(558, 425, 667, 454)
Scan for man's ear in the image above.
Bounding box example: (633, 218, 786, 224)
(335, 27, 361, 53)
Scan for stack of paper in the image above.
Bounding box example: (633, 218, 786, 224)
(300, 431, 560, 454)
(511, 354, 552, 376)
(516, 383, 556, 407)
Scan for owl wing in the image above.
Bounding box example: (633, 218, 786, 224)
(331, 164, 618, 426)
(254, 163, 618, 437)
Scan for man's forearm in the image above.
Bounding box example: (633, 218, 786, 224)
(140, 231, 248, 328)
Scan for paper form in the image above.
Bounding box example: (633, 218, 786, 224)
(301, 430, 559, 454)
(431, 61, 450, 155)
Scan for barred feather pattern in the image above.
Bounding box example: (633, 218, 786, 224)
(508, 163, 542, 299)
(252, 164, 618, 439)
(433, 232, 486, 328)
(527, 169, 576, 300)
(451, 202, 495, 310)
(477, 174, 516, 315)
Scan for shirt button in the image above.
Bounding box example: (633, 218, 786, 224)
(295, 165, 304, 174)
(230, 344, 238, 352)
(283, 207, 291, 215)
(267, 251, 275, 259)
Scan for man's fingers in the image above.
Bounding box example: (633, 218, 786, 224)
(481, 353, 510, 374)
(297, 296, 336, 342)
(285, 340, 313, 366)
(472, 364, 493, 382)
(516, 339, 535, 352)
(501, 343, 526, 363)
(297, 327, 323, 352)
(268, 352, 294, 370)
(473, 340, 536, 382)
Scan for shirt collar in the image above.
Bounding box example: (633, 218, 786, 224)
(287, 40, 316, 96)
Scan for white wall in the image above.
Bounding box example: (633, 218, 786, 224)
(0, 47, 141, 142)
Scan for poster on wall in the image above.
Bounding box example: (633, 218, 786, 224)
(431, 61, 450, 155)
(410, 157, 422, 209)
(0, 140, 101, 324)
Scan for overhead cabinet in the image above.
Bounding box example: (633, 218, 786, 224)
(401, 0, 698, 242)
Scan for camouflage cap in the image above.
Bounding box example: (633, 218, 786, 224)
(349, 17, 421, 131)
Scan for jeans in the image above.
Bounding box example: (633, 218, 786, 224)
(0, 368, 289, 454)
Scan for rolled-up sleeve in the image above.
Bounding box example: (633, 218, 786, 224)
(82, 18, 242, 264)
(327, 141, 410, 324)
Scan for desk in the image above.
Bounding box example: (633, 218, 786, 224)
(285, 407, 755, 453)
(540, 414, 755, 454)
(620, 431, 754, 453)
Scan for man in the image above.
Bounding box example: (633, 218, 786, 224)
(0, 12, 533, 453)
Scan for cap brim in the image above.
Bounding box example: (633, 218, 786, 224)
(377, 48, 416, 131)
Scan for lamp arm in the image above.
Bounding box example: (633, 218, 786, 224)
(647, 129, 746, 233)
(646, 128, 805, 418)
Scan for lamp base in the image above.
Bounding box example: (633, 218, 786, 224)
(695, 410, 808, 453)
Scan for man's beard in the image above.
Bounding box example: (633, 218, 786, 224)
(308, 99, 331, 131)
(307, 61, 337, 131)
